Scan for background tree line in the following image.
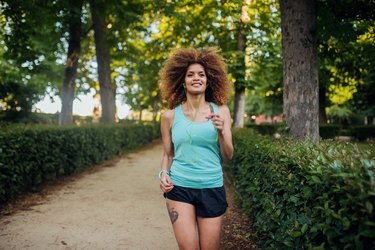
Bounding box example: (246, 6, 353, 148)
(0, 0, 374, 141)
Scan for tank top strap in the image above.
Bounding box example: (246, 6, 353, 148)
(175, 103, 218, 121)
(173, 104, 183, 122)
(210, 102, 220, 114)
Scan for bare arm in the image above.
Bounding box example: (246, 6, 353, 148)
(159, 110, 175, 192)
(207, 105, 234, 162)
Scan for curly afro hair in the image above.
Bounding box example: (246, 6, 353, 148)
(159, 47, 232, 109)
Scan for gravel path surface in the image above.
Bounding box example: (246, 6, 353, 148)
(0, 141, 258, 250)
(0, 142, 177, 250)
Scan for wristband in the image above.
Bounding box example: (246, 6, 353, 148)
(158, 169, 169, 179)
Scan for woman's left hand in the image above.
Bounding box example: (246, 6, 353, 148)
(206, 113, 225, 134)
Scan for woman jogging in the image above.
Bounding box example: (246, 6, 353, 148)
(158, 47, 234, 250)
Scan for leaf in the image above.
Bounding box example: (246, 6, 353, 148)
(289, 195, 299, 203)
(291, 231, 302, 238)
(301, 224, 308, 234)
(365, 221, 375, 227)
(360, 230, 375, 238)
(311, 175, 321, 183)
(342, 217, 350, 230)
(365, 201, 373, 214)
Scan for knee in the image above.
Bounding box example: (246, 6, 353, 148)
(177, 242, 199, 250)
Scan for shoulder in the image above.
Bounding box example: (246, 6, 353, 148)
(161, 109, 175, 127)
(162, 109, 175, 119)
(218, 105, 230, 115)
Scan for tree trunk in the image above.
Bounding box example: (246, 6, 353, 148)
(280, 0, 319, 142)
(233, 86, 246, 127)
(139, 109, 143, 123)
(59, 0, 83, 126)
(89, 0, 116, 123)
(233, 28, 246, 128)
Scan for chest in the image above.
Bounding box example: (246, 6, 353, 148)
(172, 120, 218, 146)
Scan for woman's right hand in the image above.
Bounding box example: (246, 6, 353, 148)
(160, 172, 174, 193)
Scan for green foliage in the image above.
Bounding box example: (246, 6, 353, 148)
(319, 124, 341, 139)
(0, 80, 43, 122)
(0, 0, 373, 126)
(0, 0, 71, 116)
(245, 123, 284, 136)
(352, 126, 375, 142)
(245, 123, 375, 141)
(0, 123, 160, 204)
(327, 105, 353, 123)
(245, 1, 282, 116)
(317, 0, 375, 122)
(225, 129, 375, 249)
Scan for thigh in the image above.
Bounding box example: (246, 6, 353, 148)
(197, 215, 223, 250)
(166, 198, 199, 250)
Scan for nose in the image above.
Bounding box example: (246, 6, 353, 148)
(193, 74, 200, 81)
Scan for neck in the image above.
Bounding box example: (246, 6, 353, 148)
(186, 93, 205, 111)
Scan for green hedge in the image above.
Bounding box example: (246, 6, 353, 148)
(319, 124, 341, 139)
(0, 123, 160, 204)
(352, 126, 375, 141)
(245, 123, 284, 135)
(225, 128, 375, 249)
(246, 123, 375, 141)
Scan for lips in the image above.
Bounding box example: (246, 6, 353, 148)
(191, 82, 202, 87)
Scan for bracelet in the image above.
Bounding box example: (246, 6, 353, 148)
(158, 169, 169, 179)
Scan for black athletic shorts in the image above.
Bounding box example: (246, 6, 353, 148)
(164, 185, 228, 218)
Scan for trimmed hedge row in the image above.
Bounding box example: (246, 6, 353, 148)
(0, 124, 160, 204)
(245, 123, 375, 141)
(225, 128, 375, 249)
(320, 125, 375, 140)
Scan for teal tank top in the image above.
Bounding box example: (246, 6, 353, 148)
(170, 102, 222, 188)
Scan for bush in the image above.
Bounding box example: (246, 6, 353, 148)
(225, 128, 375, 249)
(245, 123, 279, 135)
(247, 123, 375, 141)
(319, 124, 341, 139)
(352, 126, 375, 141)
(0, 123, 160, 204)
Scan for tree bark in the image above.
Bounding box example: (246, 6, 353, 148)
(89, 0, 116, 123)
(233, 28, 246, 128)
(139, 109, 143, 123)
(233, 86, 246, 128)
(280, 0, 319, 142)
(59, 0, 83, 126)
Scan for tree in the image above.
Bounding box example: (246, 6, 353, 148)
(89, 0, 116, 123)
(317, 0, 375, 125)
(0, 0, 61, 121)
(59, 0, 83, 125)
(280, 0, 319, 141)
(245, 0, 283, 121)
(232, 0, 250, 128)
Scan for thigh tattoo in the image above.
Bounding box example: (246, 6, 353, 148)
(167, 203, 179, 224)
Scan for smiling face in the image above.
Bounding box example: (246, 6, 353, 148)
(184, 63, 207, 94)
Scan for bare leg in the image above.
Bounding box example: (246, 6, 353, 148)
(197, 215, 223, 250)
(166, 198, 199, 250)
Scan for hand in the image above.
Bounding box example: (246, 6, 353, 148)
(206, 113, 225, 134)
(159, 172, 174, 193)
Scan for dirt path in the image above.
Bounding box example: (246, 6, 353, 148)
(0, 141, 177, 250)
(0, 141, 258, 250)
